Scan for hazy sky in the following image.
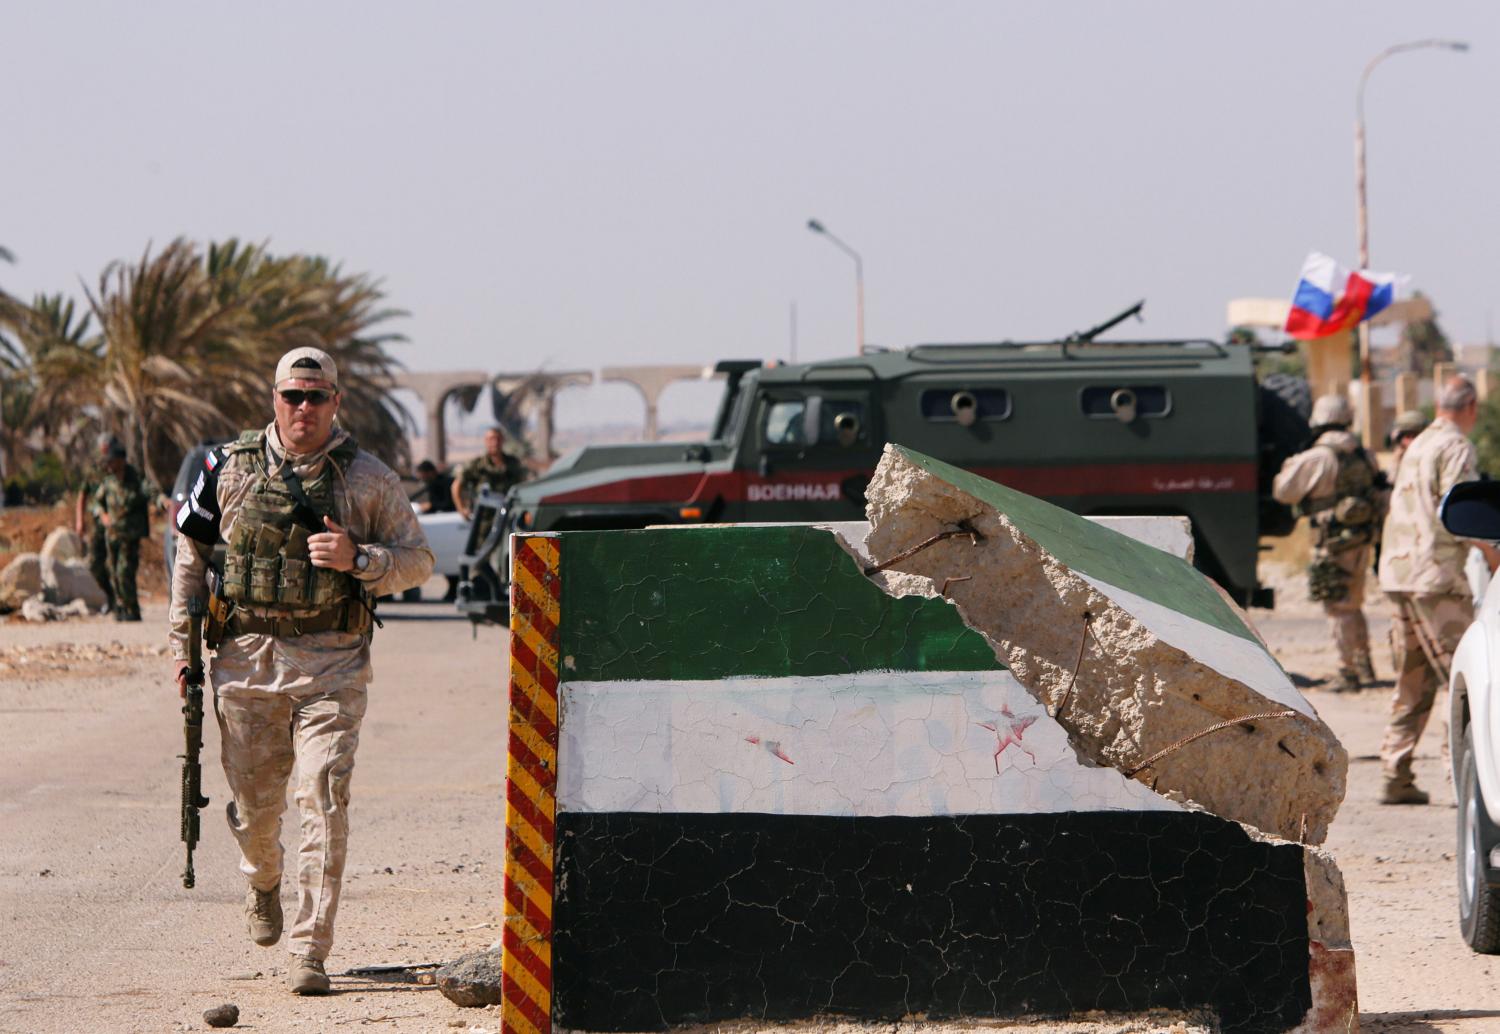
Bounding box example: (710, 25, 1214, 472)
(7, 2, 1498, 405)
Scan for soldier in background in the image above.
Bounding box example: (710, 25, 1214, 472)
(1377, 376, 1500, 804)
(1273, 394, 1384, 692)
(74, 434, 118, 613)
(1387, 410, 1427, 476)
(412, 459, 455, 513)
(94, 437, 150, 622)
(450, 426, 527, 520)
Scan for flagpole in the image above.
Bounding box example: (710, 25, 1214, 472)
(1354, 38, 1469, 445)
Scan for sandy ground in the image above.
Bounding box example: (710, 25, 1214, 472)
(2, 549, 1499, 1033)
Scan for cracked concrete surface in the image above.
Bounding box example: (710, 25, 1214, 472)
(861, 445, 1348, 845)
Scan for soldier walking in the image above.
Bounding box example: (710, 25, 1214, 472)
(94, 437, 150, 621)
(1273, 394, 1384, 692)
(1377, 376, 1499, 805)
(168, 346, 434, 993)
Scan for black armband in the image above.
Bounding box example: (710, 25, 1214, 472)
(175, 448, 225, 546)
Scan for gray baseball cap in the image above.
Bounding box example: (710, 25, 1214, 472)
(275, 346, 338, 388)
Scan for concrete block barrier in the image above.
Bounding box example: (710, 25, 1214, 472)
(500, 515, 1355, 1034)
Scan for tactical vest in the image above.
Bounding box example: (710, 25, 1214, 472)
(219, 431, 368, 628)
(1306, 446, 1381, 554)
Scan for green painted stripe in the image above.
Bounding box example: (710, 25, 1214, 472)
(891, 445, 1255, 643)
(560, 525, 998, 682)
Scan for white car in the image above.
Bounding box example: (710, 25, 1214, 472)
(1441, 480, 1500, 951)
(411, 508, 468, 600)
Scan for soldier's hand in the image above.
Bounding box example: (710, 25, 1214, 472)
(174, 664, 188, 699)
(309, 516, 358, 571)
(99, 513, 113, 528)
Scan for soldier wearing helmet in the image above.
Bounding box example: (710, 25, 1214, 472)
(1273, 391, 1385, 692)
(1386, 409, 1428, 476)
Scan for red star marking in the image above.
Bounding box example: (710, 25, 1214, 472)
(745, 735, 794, 765)
(976, 704, 1038, 773)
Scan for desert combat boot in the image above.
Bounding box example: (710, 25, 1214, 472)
(1381, 777, 1431, 806)
(289, 955, 331, 995)
(246, 886, 283, 946)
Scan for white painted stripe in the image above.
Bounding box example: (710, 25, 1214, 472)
(1077, 574, 1317, 719)
(557, 670, 1181, 818)
(820, 516, 1194, 573)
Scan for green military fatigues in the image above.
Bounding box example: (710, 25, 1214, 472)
(458, 452, 527, 554)
(457, 452, 526, 508)
(79, 471, 115, 611)
(94, 463, 150, 620)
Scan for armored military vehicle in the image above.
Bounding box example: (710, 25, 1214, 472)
(459, 316, 1308, 623)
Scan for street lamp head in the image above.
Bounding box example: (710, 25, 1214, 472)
(1446, 41, 1471, 52)
(807, 219, 826, 234)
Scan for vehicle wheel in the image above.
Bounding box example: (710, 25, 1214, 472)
(1458, 724, 1500, 952)
(1257, 374, 1314, 539)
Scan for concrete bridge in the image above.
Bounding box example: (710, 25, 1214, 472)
(390, 363, 726, 465)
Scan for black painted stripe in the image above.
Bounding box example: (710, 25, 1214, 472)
(552, 811, 1309, 1034)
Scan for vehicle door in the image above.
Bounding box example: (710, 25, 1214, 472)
(740, 387, 881, 521)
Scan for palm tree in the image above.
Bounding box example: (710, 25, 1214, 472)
(80, 237, 413, 485)
(234, 250, 412, 467)
(84, 238, 265, 487)
(0, 293, 101, 480)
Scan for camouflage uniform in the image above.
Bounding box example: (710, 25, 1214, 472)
(1272, 428, 1382, 686)
(456, 452, 526, 510)
(1376, 416, 1480, 788)
(78, 471, 114, 611)
(458, 451, 527, 557)
(95, 463, 150, 620)
(170, 424, 434, 961)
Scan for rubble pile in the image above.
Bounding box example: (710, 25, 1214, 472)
(0, 527, 108, 619)
(0, 640, 169, 677)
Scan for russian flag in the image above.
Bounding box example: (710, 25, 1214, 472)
(1285, 251, 1405, 340)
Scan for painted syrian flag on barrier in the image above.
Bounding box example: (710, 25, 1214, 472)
(498, 484, 1352, 1034)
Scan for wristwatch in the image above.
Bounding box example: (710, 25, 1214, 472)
(353, 546, 371, 573)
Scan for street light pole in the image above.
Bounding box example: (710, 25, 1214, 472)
(1354, 38, 1468, 441)
(807, 219, 865, 355)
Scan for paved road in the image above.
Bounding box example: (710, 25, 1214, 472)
(0, 599, 509, 1033)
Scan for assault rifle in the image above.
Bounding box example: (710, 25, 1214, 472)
(180, 597, 210, 889)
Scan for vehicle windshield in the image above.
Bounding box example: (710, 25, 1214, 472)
(712, 371, 756, 446)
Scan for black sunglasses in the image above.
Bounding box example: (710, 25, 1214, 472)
(278, 389, 336, 407)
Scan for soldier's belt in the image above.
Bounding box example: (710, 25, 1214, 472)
(224, 603, 369, 638)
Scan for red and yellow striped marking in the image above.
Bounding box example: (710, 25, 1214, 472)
(503, 535, 561, 1034)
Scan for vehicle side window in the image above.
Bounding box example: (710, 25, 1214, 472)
(761, 395, 869, 448)
(763, 399, 808, 446)
(919, 388, 1011, 422)
(1080, 385, 1171, 419)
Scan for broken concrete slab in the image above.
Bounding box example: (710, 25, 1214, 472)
(862, 444, 1347, 845)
